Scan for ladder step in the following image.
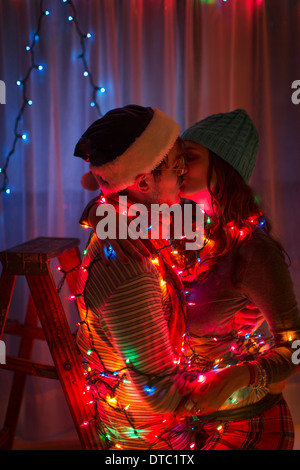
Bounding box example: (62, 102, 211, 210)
(1, 237, 81, 258)
(0, 237, 81, 275)
(1, 356, 59, 379)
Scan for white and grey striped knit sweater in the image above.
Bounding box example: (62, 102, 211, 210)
(76, 233, 195, 450)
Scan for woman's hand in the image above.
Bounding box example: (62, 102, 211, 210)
(177, 364, 250, 416)
(234, 302, 265, 334)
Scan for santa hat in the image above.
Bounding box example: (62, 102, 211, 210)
(74, 105, 180, 193)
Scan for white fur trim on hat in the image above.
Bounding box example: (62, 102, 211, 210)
(89, 108, 180, 193)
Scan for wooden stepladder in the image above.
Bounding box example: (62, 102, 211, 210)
(0, 237, 103, 450)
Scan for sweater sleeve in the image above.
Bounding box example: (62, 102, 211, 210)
(88, 270, 197, 414)
(241, 232, 300, 383)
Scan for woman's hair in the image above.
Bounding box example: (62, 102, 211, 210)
(207, 150, 265, 246)
(177, 150, 290, 286)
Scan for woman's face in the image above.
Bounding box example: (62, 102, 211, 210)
(180, 141, 217, 210)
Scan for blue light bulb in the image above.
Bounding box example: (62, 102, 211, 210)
(45, 10, 50, 15)
(83, 71, 89, 77)
(90, 101, 95, 107)
(100, 87, 106, 93)
(105, 245, 116, 260)
(27, 100, 33, 105)
(22, 133, 28, 141)
(38, 65, 44, 71)
(86, 33, 92, 38)
(5, 188, 11, 194)
(144, 386, 156, 395)
(68, 15, 73, 21)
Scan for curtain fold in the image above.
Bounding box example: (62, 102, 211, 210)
(0, 0, 299, 443)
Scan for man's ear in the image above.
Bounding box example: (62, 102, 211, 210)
(134, 173, 153, 193)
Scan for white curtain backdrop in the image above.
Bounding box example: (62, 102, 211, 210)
(0, 0, 300, 444)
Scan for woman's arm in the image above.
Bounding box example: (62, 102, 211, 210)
(177, 231, 300, 416)
(240, 232, 300, 384)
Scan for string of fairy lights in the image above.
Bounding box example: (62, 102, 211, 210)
(54, 199, 277, 450)
(0, 0, 105, 195)
(62, 0, 106, 115)
(0, 0, 49, 194)
(76, 252, 191, 450)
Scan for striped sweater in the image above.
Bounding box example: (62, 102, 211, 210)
(76, 233, 196, 450)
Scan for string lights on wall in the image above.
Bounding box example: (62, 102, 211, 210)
(62, 0, 105, 116)
(0, 0, 49, 195)
(1, 0, 105, 195)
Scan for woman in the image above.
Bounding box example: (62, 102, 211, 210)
(171, 109, 300, 450)
(80, 109, 300, 450)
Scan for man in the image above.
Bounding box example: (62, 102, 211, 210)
(74, 105, 198, 450)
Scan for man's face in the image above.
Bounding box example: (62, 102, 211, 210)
(151, 139, 186, 205)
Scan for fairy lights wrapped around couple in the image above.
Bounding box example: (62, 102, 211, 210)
(73, 105, 300, 451)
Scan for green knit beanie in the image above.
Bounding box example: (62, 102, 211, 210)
(181, 109, 259, 184)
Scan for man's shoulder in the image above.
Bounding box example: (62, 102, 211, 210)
(84, 234, 161, 287)
(78, 236, 165, 311)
